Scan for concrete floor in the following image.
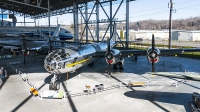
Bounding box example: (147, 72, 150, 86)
(0, 55, 200, 112)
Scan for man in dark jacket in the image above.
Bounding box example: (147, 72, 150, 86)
(0, 67, 7, 81)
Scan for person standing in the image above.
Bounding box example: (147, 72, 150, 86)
(0, 67, 7, 81)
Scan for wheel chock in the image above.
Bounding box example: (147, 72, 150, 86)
(30, 87, 39, 96)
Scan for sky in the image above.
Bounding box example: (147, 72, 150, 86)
(14, 0, 200, 26)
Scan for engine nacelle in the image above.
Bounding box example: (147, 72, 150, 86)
(105, 49, 121, 64)
(147, 47, 160, 63)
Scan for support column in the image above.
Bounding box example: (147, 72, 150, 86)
(73, 2, 79, 43)
(48, 0, 52, 52)
(125, 0, 130, 49)
(85, 3, 88, 43)
(13, 11, 15, 26)
(96, 0, 99, 42)
(24, 14, 26, 26)
(110, 1, 112, 40)
(34, 18, 36, 27)
(1, 9, 3, 26)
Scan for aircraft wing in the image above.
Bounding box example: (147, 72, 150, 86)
(51, 40, 91, 45)
(93, 50, 147, 57)
(18, 37, 46, 41)
(150, 72, 200, 81)
(159, 48, 200, 55)
(92, 40, 143, 43)
(120, 50, 147, 55)
(0, 42, 21, 47)
(94, 48, 200, 58)
(120, 48, 200, 56)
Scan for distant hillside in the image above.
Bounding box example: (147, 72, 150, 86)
(121, 17, 200, 30)
(63, 17, 200, 33)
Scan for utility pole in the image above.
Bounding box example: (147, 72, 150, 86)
(168, 0, 174, 49)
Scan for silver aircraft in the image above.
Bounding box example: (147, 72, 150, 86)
(44, 35, 200, 91)
(0, 24, 62, 52)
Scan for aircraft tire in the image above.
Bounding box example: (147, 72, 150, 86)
(49, 82, 53, 90)
(119, 62, 124, 70)
(54, 82, 60, 91)
(88, 62, 94, 67)
(113, 64, 118, 69)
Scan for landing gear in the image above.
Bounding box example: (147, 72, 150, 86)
(113, 64, 118, 69)
(49, 82, 54, 90)
(112, 59, 124, 70)
(49, 73, 60, 91)
(119, 61, 124, 69)
(118, 58, 124, 69)
(135, 55, 138, 61)
(49, 82, 60, 91)
(53, 82, 60, 90)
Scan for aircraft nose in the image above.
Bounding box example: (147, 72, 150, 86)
(44, 58, 57, 72)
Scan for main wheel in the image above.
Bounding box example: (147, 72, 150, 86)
(119, 62, 124, 69)
(53, 82, 60, 91)
(113, 63, 118, 69)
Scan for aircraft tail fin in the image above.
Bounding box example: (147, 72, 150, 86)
(33, 24, 61, 50)
(51, 24, 60, 40)
(44, 24, 60, 44)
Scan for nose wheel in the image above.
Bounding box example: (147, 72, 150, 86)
(49, 73, 60, 91)
(49, 82, 60, 91)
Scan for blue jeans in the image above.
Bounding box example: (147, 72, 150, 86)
(1, 74, 5, 81)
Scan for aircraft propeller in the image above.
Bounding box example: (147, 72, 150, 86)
(151, 34, 155, 72)
(147, 34, 159, 72)
(105, 37, 113, 75)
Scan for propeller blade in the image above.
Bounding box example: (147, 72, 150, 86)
(152, 34, 155, 72)
(152, 34, 155, 51)
(152, 60, 155, 72)
(108, 37, 110, 52)
(108, 37, 111, 75)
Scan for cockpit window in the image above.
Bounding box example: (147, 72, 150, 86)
(65, 31, 70, 33)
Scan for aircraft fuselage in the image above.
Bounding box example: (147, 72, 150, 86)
(0, 38, 46, 50)
(44, 41, 117, 74)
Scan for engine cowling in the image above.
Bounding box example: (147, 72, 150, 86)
(147, 47, 160, 63)
(105, 49, 120, 64)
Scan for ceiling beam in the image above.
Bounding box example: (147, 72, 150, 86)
(8, 0, 48, 10)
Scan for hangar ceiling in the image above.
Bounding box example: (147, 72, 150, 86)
(0, 0, 103, 19)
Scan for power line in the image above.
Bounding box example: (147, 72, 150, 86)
(129, 2, 200, 18)
(176, 3, 200, 10)
(129, 0, 194, 14)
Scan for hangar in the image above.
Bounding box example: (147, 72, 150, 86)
(1, 1, 200, 112)
(0, 0, 136, 49)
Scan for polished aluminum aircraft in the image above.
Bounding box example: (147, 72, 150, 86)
(44, 35, 200, 90)
(0, 26, 74, 40)
(0, 24, 66, 52)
